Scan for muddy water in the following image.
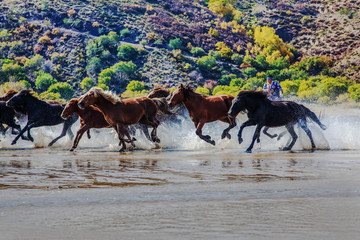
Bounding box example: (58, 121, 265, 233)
(1, 104, 360, 239)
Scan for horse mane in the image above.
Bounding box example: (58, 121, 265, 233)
(238, 90, 267, 99)
(90, 87, 121, 104)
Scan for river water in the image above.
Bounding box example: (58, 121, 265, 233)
(0, 104, 360, 240)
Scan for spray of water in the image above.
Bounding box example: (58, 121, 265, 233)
(1, 104, 359, 151)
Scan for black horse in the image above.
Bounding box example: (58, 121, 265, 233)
(228, 90, 326, 153)
(0, 101, 28, 140)
(6, 90, 78, 146)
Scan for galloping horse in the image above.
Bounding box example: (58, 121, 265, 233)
(168, 84, 236, 145)
(77, 87, 166, 151)
(6, 90, 78, 146)
(61, 98, 112, 151)
(228, 90, 327, 152)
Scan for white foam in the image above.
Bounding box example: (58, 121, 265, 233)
(1, 104, 359, 151)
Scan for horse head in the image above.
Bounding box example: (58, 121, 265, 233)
(6, 90, 32, 110)
(78, 88, 99, 109)
(61, 99, 79, 119)
(147, 87, 171, 99)
(168, 84, 191, 108)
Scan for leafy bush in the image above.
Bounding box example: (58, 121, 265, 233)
(39, 91, 62, 101)
(318, 77, 351, 100)
(281, 80, 300, 96)
(0, 80, 30, 95)
(215, 42, 233, 59)
(231, 53, 243, 65)
(197, 55, 217, 73)
(169, 38, 183, 50)
(47, 82, 74, 100)
(230, 78, 245, 88)
(24, 54, 43, 70)
(242, 67, 257, 79)
(242, 77, 264, 90)
(120, 28, 130, 38)
(117, 44, 138, 60)
(80, 77, 94, 91)
(86, 57, 102, 76)
(348, 84, 360, 102)
(219, 74, 237, 85)
(1, 60, 27, 82)
(212, 85, 240, 96)
(297, 56, 334, 75)
(195, 86, 210, 95)
(35, 71, 57, 91)
(126, 80, 145, 92)
(190, 47, 206, 57)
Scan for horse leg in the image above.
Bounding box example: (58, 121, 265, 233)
(70, 125, 89, 151)
(87, 130, 91, 139)
(140, 117, 160, 143)
(238, 119, 257, 144)
(115, 124, 127, 152)
(282, 124, 298, 151)
(139, 124, 152, 142)
(196, 121, 215, 145)
(48, 123, 69, 146)
(298, 118, 316, 151)
(221, 118, 236, 140)
(246, 125, 263, 153)
(263, 127, 278, 139)
(11, 121, 39, 145)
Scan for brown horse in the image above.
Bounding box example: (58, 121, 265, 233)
(61, 98, 112, 151)
(168, 84, 236, 145)
(78, 87, 165, 151)
(147, 86, 171, 99)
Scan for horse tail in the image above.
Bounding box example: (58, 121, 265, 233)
(152, 97, 172, 114)
(301, 105, 327, 130)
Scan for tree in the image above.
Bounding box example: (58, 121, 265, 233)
(47, 82, 74, 100)
(117, 44, 138, 60)
(169, 38, 183, 50)
(35, 71, 57, 91)
(80, 77, 94, 91)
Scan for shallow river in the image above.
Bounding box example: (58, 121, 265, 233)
(1, 105, 360, 240)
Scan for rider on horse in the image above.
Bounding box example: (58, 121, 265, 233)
(263, 75, 283, 101)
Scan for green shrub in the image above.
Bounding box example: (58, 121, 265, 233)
(47, 82, 74, 100)
(281, 80, 299, 96)
(231, 53, 243, 65)
(197, 55, 217, 73)
(318, 77, 351, 100)
(190, 47, 206, 57)
(35, 71, 57, 91)
(212, 85, 240, 97)
(230, 78, 245, 88)
(219, 74, 237, 85)
(120, 28, 130, 38)
(80, 77, 94, 91)
(348, 84, 360, 102)
(126, 80, 145, 92)
(242, 67, 257, 79)
(195, 86, 210, 95)
(24, 54, 43, 70)
(86, 57, 102, 75)
(117, 44, 138, 60)
(242, 77, 264, 90)
(39, 91, 62, 101)
(169, 38, 183, 50)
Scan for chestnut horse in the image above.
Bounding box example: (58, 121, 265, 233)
(61, 99, 112, 151)
(168, 84, 236, 145)
(78, 87, 165, 151)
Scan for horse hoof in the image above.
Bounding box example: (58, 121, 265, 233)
(69, 148, 75, 152)
(153, 137, 160, 143)
(256, 138, 260, 143)
(245, 149, 252, 153)
(272, 134, 278, 139)
(226, 133, 231, 139)
(209, 140, 216, 146)
(282, 147, 290, 151)
(238, 138, 243, 144)
(11, 141, 16, 145)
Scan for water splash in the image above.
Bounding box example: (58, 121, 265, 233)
(1, 104, 359, 151)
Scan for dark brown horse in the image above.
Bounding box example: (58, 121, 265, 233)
(147, 86, 172, 99)
(228, 90, 327, 153)
(168, 84, 236, 145)
(6, 90, 78, 146)
(78, 87, 166, 151)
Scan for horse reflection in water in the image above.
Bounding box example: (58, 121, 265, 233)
(228, 90, 327, 153)
(168, 84, 236, 145)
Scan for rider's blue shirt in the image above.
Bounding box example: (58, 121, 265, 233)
(263, 81, 283, 101)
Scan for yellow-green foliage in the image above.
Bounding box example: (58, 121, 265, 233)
(0, 80, 30, 95)
(215, 42, 233, 59)
(348, 84, 360, 102)
(195, 86, 210, 95)
(212, 85, 240, 96)
(208, 0, 236, 20)
(80, 77, 94, 91)
(126, 80, 145, 92)
(121, 89, 150, 98)
(253, 26, 294, 62)
(281, 80, 299, 96)
(208, 27, 219, 38)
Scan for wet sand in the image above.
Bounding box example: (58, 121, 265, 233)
(1, 148, 360, 240)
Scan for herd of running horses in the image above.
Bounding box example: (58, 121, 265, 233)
(0, 84, 327, 153)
